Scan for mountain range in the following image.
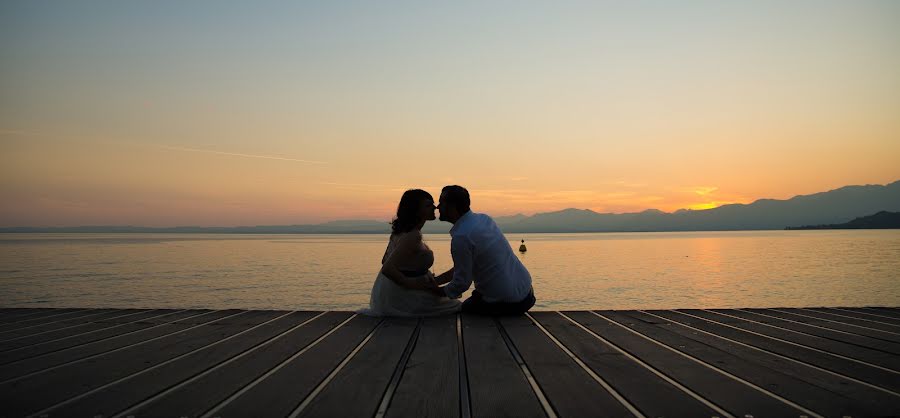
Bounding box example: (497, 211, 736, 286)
(3, 180, 899, 234)
(786, 211, 900, 230)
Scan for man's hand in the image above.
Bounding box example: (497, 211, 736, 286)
(434, 267, 454, 285)
(424, 273, 445, 297)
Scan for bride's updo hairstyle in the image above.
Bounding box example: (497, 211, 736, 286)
(391, 189, 433, 234)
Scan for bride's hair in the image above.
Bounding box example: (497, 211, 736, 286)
(391, 189, 433, 234)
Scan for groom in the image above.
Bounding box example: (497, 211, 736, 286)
(432, 185, 536, 315)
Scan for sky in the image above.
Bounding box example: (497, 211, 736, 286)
(2, 1, 899, 226)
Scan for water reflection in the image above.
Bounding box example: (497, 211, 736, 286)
(0, 231, 898, 310)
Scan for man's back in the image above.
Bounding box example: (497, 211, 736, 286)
(446, 212, 533, 303)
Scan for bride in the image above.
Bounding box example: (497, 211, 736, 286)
(359, 189, 461, 317)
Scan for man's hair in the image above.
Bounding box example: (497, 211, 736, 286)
(441, 185, 470, 214)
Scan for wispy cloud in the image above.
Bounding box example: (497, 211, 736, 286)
(318, 182, 445, 193)
(0, 129, 49, 137)
(156, 145, 328, 164)
(597, 180, 648, 188)
(693, 186, 719, 196)
(1, 130, 330, 165)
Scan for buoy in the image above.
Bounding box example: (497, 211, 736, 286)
(518, 239, 527, 253)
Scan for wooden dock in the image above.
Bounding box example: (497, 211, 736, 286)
(0, 307, 898, 418)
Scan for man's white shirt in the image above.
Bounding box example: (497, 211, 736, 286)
(443, 211, 533, 303)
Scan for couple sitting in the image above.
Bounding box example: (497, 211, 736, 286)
(360, 185, 536, 317)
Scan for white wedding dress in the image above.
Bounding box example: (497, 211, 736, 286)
(358, 232, 461, 317)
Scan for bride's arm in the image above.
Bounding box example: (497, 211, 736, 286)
(380, 234, 428, 290)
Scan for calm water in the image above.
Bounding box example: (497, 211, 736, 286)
(0, 230, 898, 310)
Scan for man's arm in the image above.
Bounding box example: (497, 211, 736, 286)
(443, 236, 474, 299)
(434, 267, 454, 285)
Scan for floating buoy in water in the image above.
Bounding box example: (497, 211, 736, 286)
(518, 239, 527, 253)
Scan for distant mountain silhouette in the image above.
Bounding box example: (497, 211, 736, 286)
(786, 211, 900, 230)
(490, 180, 900, 232)
(3, 180, 898, 233)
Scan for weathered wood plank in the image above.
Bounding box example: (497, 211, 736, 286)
(666, 310, 900, 393)
(0, 308, 63, 322)
(0, 309, 122, 336)
(0, 310, 270, 417)
(634, 310, 898, 417)
(0, 309, 198, 366)
(567, 311, 802, 417)
(757, 308, 900, 344)
(531, 311, 718, 417)
(824, 308, 900, 325)
(0, 309, 217, 379)
(864, 307, 900, 320)
(124, 311, 352, 418)
(209, 314, 381, 418)
(0, 308, 894, 418)
(690, 309, 900, 371)
(499, 314, 633, 418)
(785, 308, 900, 335)
(811, 307, 900, 328)
(712, 309, 900, 355)
(600, 310, 858, 417)
(297, 317, 419, 418)
(42, 311, 315, 418)
(0, 308, 88, 330)
(461, 313, 544, 418)
(387, 315, 459, 418)
(0, 309, 142, 347)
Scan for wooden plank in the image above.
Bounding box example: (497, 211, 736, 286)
(691, 309, 900, 371)
(635, 310, 899, 417)
(386, 315, 459, 418)
(0, 308, 61, 322)
(0, 309, 200, 367)
(825, 308, 900, 325)
(566, 311, 802, 417)
(0, 308, 80, 322)
(0, 309, 138, 346)
(757, 309, 900, 344)
(297, 317, 419, 418)
(713, 309, 900, 355)
(0, 309, 219, 379)
(0, 309, 220, 373)
(788, 308, 900, 334)
(42, 311, 318, 418)
(461, 314, 544, 418)
(671, 310, 900, 396)
(531, 311, 718, 418)
(0, 309, 123, 336)
(599, 310, 865, 417)
(811, 308, 900, 328)
(0, 309, 270, 417)
(0, 309, 159, 353)
(209, 315, 381, 418)
(864, 307, 900, 320)
(122, 311, 353, 418)
(0, 308, 88, 330)
(499, 314, 633, 418)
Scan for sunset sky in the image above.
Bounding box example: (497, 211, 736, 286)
(2, 1, 899, 226)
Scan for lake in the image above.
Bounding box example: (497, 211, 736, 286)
(0, 230, 898, 310)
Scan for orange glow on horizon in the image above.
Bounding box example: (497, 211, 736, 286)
(2, 2, 899, 226)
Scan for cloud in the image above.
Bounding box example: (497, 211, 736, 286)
(603, 180, 648, 188)
(155, 145, 328, 164)
(318, 182, 445, 193)
(1, 130, 329, 165)
(0, 129, 46, 137)
(691, 186, 719, 196)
